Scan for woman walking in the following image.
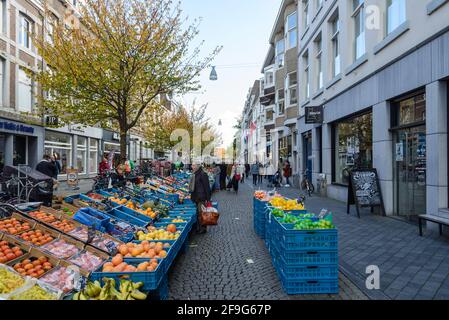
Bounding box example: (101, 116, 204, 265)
(213, 163, 221, 192)
(251, 162, 259, 186)
(189, 162, 212, 234)
(283, 160, 292, 187)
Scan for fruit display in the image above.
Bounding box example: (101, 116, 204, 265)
(0, 267, 26, 294)
(19, 229, 55, 246)
(61, 207, 76, 217)
(39, 266, 79, 293)
(272, 208, 285, 218)
(9, 283, 59, 300)
(171, 218, 186, 223)
(86, 193, 105, 201)
(69, 250, 106, 272)
(49, 219, 77, 233)
(0, 217, 33, 235)
(293, 219, 335, 230)
(41, 239, 81, 259)
(13, 256, 54, 278)
(101, 255, 160, 273)
(270, 197, 305, 211)
(254, 191, 267, 200)
(117, 242, 169, 259)
(0, 240, 25, 264)
(109, 197, 128, 205)
(28, 211, 77, 233)
(28, 211, 57, 224)
(73, 278, 147, 300)
(137, 227, 180, 241)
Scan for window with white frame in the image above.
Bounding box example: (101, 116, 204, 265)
(330, 14, 341, 77)
(277, 89, 285, 115)
(275, 39, 285, 68)
(76, 136, 87, 174)
(18, 14, 33, 49)
(285, 72, 298, 106)
(89, 139, 98, 174)
(387, 0, 406, 34)
(352, 0, 365, 60)
(0, 0, 6, 34)
(265, 70, 274, 88)
(315, 35, 323, 90)
(18, 67, 33, 112)
(0, 58, 4, 106)
(45, 16, 56, 45)
(303, 52, 310, 99)
(303, 0, 310, 29)
(285, 11, 297, 50)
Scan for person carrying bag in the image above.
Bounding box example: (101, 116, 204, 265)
(189, 162, 214, 234)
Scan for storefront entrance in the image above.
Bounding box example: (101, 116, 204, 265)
(393, 92, 427, 217)
(395, 126, 426, 217)
(303, 132, 313, 182)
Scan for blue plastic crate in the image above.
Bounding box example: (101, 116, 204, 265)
(147, 274, 169, 300)
(275, 223, 338, 251)
(119, 206, 153, 223)
(106, 208, 149, 228)
(278, 269, 339, 295)
(274, 247, 338, 266)
(90, 258, 165, 292)
(73, 207, 111, 231)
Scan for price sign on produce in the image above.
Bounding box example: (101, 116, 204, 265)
(105, 241, 118, 255)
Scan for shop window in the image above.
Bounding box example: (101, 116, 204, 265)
(334, 112, 373, 185)
(398, 93, 426, 126)
(76, 136, 87, 174)
(89, 139, 98, 174)
(45, 131, 72, 175)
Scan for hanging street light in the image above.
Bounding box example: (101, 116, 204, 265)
(218, 119, 222, 126)
(209, 66, 218, 81)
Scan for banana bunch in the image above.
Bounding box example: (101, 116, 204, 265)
(72, 278, 147, 300)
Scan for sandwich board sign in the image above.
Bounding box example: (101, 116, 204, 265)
(347, 169, 385, 218)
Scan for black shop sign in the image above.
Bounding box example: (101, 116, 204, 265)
(347, 169, 386, 218)
(305, 106, 323, 124)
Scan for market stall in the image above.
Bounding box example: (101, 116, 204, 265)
(253, 191, 339, 295)
(0, 173, 202, 300)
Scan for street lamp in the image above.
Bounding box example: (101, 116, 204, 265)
(209, 66, 218, 81)
(218, 119, 222, 126)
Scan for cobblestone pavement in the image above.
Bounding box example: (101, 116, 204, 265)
(167, 181, 368, 300)
(269, 183, 449, 300)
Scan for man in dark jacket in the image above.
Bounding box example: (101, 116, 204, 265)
(189, 163, 212, 234)
(36, 155, 57, 179)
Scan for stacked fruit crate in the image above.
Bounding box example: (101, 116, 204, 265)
(268, 212, 339, 295)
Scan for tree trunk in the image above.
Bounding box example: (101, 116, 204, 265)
(120, 130, 128, 163)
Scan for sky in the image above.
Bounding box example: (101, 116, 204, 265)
(178, 0, 279, 147)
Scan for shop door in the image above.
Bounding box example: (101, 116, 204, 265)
(13, 136, 28, 166)
(303, 133, 313, 181)
(395, 126, 426, 217)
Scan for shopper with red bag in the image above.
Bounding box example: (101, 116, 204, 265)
(189, 162, 212, 234)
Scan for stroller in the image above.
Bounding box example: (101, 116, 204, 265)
(270, 170, 282, 188)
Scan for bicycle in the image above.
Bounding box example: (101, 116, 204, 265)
(301, 170, 315, 197)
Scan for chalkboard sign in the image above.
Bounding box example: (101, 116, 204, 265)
(347, 169, 385, 218)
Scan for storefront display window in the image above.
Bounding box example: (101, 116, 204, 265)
(104, 142, 121, 168)
(398, 93, 426, 126)
(45, 131, 72, 175)
(334, 112, 373, 185)
(77, 137, 87, 174)
(89, 139, 98, 174)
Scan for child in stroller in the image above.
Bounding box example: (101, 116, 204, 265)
(269, 170, 282, 188)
